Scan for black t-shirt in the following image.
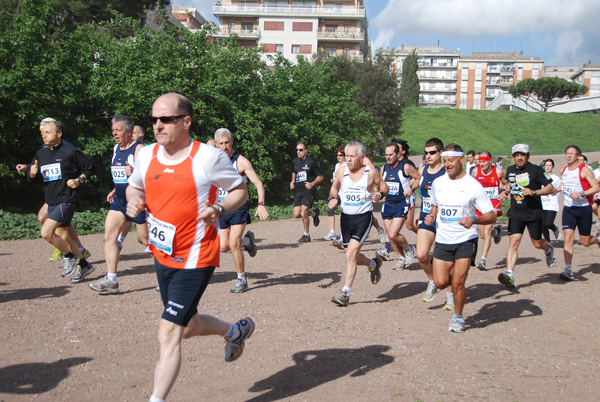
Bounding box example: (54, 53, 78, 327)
(506, 162, 551, 221)
(292, 156, 322, 193)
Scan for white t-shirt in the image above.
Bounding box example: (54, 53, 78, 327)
(430, 173, 493, 244)
(541, 173, 561, 212)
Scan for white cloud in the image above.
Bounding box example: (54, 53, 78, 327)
(370, 0, 600, 64)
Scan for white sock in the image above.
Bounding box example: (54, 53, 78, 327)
(565, 264, 572, 271)
(107, 273, 118, 283)
(481, 257, 486, 261)
(237, 273, 246, 281)
(149, 395, 165, 402)
(506, 270, 514, 276)
(343, 286, 351, 295)
(304, 232, 310, 236)
(117, 235, 125, 248)
(224, 323, 239, 340)
(329, 230, 335, 234)
(241, 237, 250, 247)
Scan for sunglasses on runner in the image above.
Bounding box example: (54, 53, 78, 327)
(423, 150, 439, 156)
(149, 115, 186, 125)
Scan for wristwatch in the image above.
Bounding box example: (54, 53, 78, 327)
(258, 201, 265, 206)
(212, 203, 226, 217)
(580, 191, 586, 197)
(78, 176, 86, 184)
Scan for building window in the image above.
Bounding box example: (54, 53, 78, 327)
(345, 25, 351, 33)
(300, 44, 312, 54)
(324, 46, 336, 56)
(325, 25, 337, 32)
(264, 21, 284, 31)
(264, 44, 276, 53)
(228, 22, 235, 30)
(241, 23, 253, 31)
(276, 44, 283, 52)
(293, 22, 313, 31)
(241, 44, 253, 49)
(343, 47, 350, 55)
(292, 45, 300, 54)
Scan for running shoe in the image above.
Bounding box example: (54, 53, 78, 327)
(323, 232, 337, 241)
(393, 256, 406, 271)
(443, 293, 455, 311)
(376, 248, 391, 261)
(81, 248, 91, 259)
(243, 231, 257, 257)
(332, 236, 344, 249)
(492, 224, 502, 244)
(331, 288, 349, 306)
(70, 263, 95, 283)
(545, 243, 557, 268)
(224, 317, 255, 362)
(61, 256, 78, 277)
(477, 257, 487, 271)
(404, 244, 416, 267)
(369, 255, 382, 284)
(312, 208, 320, 227)
(49, 247, 63, 262)
(498, 272, 516, 289)
(422, 281, 438, 302)
(89, 277, 119, 294)
(553, 227, 562, 241)
(559, 269, 574, 281)
(377, 227, 386, 243)
(298, 234, 311, 243)
(231, 278, 249, 293)
(448, 315, 465, 333)
(596, 232, 600, 247)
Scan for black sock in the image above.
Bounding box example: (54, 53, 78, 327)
(79, 258, 89, 268)
(64, 252, 75, 259)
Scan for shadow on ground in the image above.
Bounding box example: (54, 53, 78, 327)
(0, 357, 92, 394)
(247, 345, 393, 401)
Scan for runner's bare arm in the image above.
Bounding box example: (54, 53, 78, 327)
(237, 156, 268, 220)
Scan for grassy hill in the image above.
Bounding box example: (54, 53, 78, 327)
(398, 107, 600, 157)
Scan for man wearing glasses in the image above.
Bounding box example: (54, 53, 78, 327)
(126, 93, 255, 402)
(290, 141, 323, 242)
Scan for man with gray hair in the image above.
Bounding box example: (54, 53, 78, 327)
(214, 127, 268, 293)
(328, 141, 387, 306)
(89, 115, 147, 294)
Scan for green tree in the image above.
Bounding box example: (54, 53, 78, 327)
(508, 77, 588, 112)
(398, 49, 419, 108)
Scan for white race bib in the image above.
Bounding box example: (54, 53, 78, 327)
(438, 205, 463, 223)
(342, 190, 365, 207)
(484, 187, 499, 200)
(562, 185, 575, 196)
(147, 214, 176, 255)
(386, 181, 400, 195)
(422, 197, 432, 213)
(111, 166, 127, 184)
(296, 171, 307, 182)
(217, 188, 228, 202)
(41, 163, 62, 182)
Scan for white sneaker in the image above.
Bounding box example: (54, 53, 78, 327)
(444, 293, 455, 311)
(376, 248, 390, 261)
(393, 256, 406, 271)
(323, 232, 337, 241)
(422, 281, 438, 302)
(404, 244, 416, 267)
(377, 227, 386, 243)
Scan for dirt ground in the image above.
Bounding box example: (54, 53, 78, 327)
(2, 152, 600, 402)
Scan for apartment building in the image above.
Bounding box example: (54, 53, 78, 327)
(171, 7, 210, 31)
(457, 52, 544, 110)
(212, 0, 369, 64)
(570, 64, 600, 97)
(385, 46, 460, 108)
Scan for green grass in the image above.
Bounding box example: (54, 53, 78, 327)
(399, 107, 600, 156)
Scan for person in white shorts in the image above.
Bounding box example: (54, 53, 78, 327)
(424, 144, 496, 333)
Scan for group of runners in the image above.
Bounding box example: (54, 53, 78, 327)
(17, 92, 600, 400)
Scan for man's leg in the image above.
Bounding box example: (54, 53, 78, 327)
(343, 239, 368, 288)
(137, 222, 149, 247)
(563, 229, 575, 266)
(67, 225, 85, 250)
(300, 205, 311, 233)
(406, 207, 417, 233)
(416, 229, 436, 281)
(41, 219, 71, 254)
(104, 210, 128, 276)
(449, 258, 471, 317)
(505, 233, 523, 272)
(219, 227, 231, 253)
(228, 224, 247, 275)
(479, 224, 493, 259)
(383, 217, 407, 256)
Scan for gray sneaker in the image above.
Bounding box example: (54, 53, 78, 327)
(553, 226, 562, 240)
(70, 263, 95, 283)
(332, 236, 344, 250)
(243, 231, 257, 257)
(443, 293, 455, 311)
(323, 232, 337, 241)
(61, 256, 79, 277)
(376, 248, 391, 261)
(88, 277, 119, 294)
(448, 315, 465, 333)
(331, 288, 349, 306)
(231, 278, 249, 293)
(377, 227, 386, 243)
(404, 244, 416, 267)
(477, 257, 487, 271)
(298, 234, 311, 243)
(369, 256, 382, 284)
(492, 224, 502, 244)
(393, 256, 406, 271)
(422, 280, 438, 302)
(224, 317, 255, 362)
(545, 243, 557, 268)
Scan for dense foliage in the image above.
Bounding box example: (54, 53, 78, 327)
(0, 1, 380, 212)
(398, 49, 420, 108)
(508, 77, 588, 111)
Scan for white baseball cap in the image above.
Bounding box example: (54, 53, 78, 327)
(512, 144, 529, 154)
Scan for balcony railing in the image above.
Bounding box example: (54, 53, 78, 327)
(316, 30, 364, 40)
(212, 28, 260, 38)
(213, 5, 366, 18)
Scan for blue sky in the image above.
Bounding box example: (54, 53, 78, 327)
(176, 0, 600, 66)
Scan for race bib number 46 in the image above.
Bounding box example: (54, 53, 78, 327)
(147, 214, 176, 255)
(41, 163, 62, 182)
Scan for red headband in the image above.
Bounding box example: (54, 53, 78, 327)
(479, 156, 492, 161)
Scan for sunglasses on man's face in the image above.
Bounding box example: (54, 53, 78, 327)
(149, 115, 186, 125)
(424, 150, 439, 156)
(297, 148, 305, 152)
